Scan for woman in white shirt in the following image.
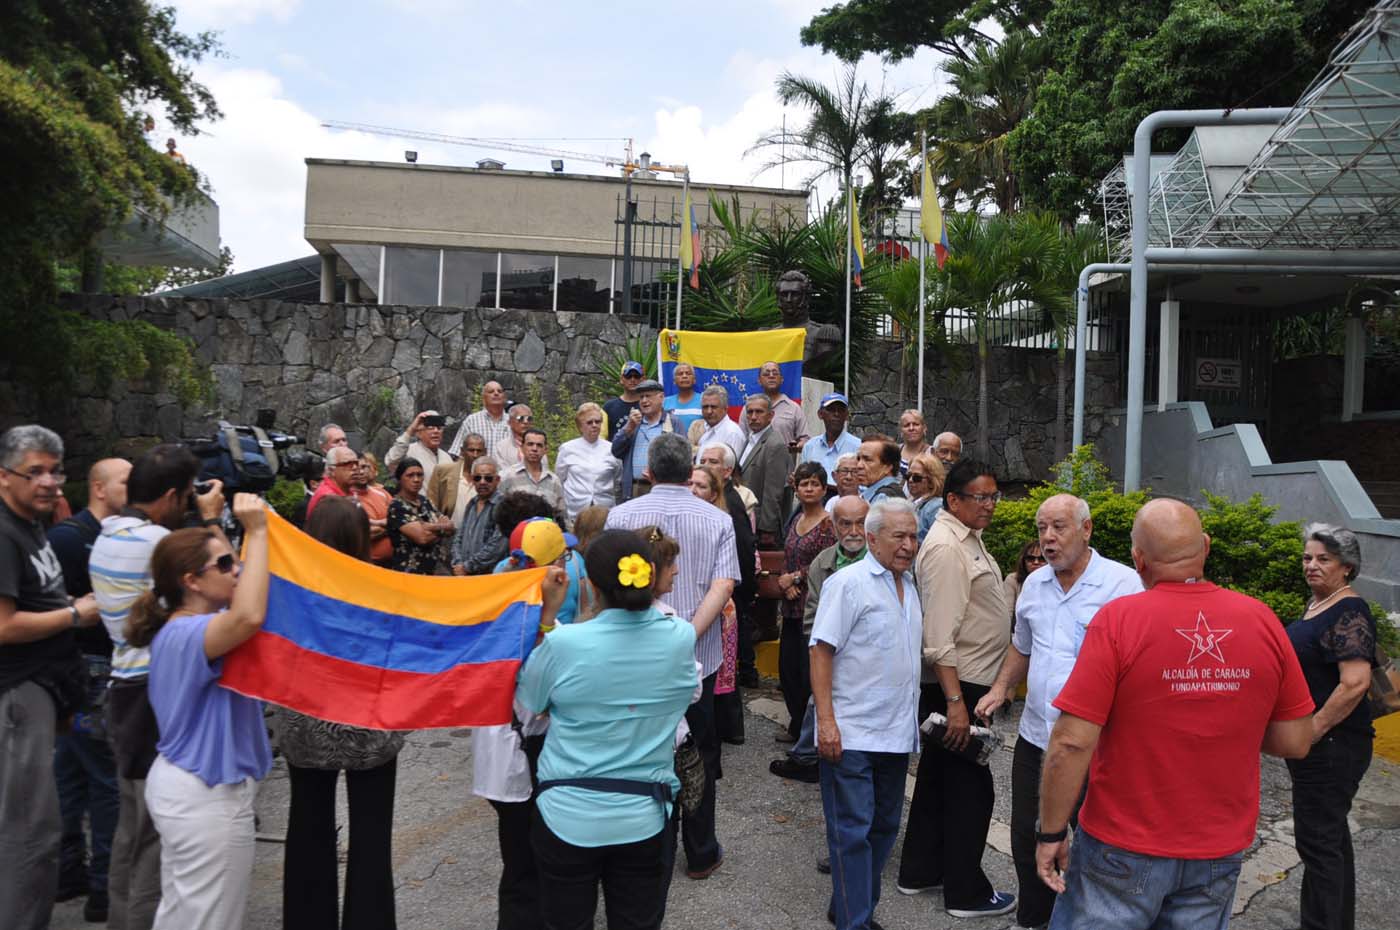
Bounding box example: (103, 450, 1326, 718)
(554, 403, 620, 524)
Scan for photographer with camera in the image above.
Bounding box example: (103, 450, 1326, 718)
(88, 443, 224, 930)
(385, 411, 454, 484)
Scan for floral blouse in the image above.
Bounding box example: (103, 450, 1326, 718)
(388, 493, 451, 575)
(782, 512, 836, 621)
(1286, 596, 1378, 737)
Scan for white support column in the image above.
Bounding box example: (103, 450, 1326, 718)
(1157, 299, 1180, 411)
(319, 253, 335, 303)
(345, 278, 360, 304)
(1342, 314, 1366, 422)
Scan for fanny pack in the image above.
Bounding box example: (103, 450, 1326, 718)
(536, 777, 673, 807)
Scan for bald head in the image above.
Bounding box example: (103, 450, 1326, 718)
(88, 457, 133, 519)
(1131, 499, 1210, 586)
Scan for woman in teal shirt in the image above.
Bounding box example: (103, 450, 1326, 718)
(516, 529, 698, 930)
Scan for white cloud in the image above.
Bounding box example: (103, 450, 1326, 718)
(169, 0, 300, 29)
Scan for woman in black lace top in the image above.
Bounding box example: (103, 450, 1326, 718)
(1284, 523, 1377, 930)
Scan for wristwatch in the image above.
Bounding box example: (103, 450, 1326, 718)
(69, 605, 81, 628)
(945, 693, 963, 704)
(1035, 818, 1068, 844)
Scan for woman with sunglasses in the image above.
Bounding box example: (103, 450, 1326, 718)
(123, 494, 271, 930)
(387, 459, 454, 575)
(555, 402, 620, 525)
(907, 451, 948, 544)
(1005, 540, 1047, 633)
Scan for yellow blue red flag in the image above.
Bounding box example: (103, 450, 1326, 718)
(849, 183, 866, 287)
(921, 156, 950, 269)
(658, 327, 805, 419)
(679, 186, 702, 289)
(221, 511, 545, 730)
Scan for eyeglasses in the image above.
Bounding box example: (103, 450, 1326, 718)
(332, 461, 357, 470)
(1, 465, 66, 483)
(582, 418, 603, 426)
(835, 468, 858, 476)
(1026, 554, 1047, 564)
(195, 553, 239, 575)
(955, 491, 1003, 506)
(512, 415, 533, 423)
(472, 475, 498, 483)
(907, 474, 928, 484)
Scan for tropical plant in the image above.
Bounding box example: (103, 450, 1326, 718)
(591, 335, 658, 399)
(870, 254, 948, 407)
(751, 66, 875, 192)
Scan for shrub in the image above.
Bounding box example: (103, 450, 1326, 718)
(266, 477, 305, 522)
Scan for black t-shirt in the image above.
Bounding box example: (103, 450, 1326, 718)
(602, 397, 638, 441)
(0, 496, 77, 693)
(47, 509, 113, 656)
(1286, 595, 1377, 737)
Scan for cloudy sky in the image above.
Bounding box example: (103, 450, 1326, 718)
(162, 0, 948, 272)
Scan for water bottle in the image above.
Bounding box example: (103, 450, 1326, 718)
(919, 712, 1003, 766)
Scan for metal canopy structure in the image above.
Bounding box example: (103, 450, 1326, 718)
(1084, 0, 1400, 490)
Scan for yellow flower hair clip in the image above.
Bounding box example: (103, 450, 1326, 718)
(617, 554, 652, 589)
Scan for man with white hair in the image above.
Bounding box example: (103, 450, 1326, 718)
(932, 432, 962, 468)
(973, 493, 1142, 929)
(810, 496, 922, 930)
(690, 386, 745, 462)
(317, 423, 348, 454)
(306, 445, 359, 518)
(826, 453, 862, 515)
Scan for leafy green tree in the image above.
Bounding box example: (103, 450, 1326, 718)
(1009, 0, 1374, 218)
(801, 0, 1051, 64)
(1, 1, 221, 399)
(1033, 217, 1106, 459)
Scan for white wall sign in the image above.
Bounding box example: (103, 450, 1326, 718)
(1194, 357, 1243, 390)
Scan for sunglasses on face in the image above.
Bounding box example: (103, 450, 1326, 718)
(1026, 554, 1047, 564)
(512, 415, 533, 423)
(196, 553, 239, 575)
(473, 475, 498, 483)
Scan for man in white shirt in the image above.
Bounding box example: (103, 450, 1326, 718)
(452, 380, 511, 458)
(384, 410, 454, 483)
(810, 497, 922, 930)
(972, 493, 1142, 929)
(689, 386, 745, 463)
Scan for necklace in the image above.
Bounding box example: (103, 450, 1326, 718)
(1306, 585, 1352, 613)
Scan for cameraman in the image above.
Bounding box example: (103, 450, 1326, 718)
(88, 444, 224, 930)
(385, 411, 453, 483)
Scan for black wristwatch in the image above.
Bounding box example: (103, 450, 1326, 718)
(1035, 819, 1068, 844)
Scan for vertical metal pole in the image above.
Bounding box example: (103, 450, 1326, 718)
(621, 170, 634, 316)
(377, 246, 386, 304)
(917, 129, 927, 416)
(552, 255, 559, 313)
(844, 176, 853, 394)
(436, 249, 445, 306)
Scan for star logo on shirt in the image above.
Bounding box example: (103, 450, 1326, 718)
(1175, 613, 1232, 664)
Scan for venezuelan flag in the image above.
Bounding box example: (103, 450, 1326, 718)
(657, 327, 805, 420)
(679, 186, 702, 289)
(849, 183, 866, 288)
(220, 511, 544, 730)
(921, 155, 951, 269)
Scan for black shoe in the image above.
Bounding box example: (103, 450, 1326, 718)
(83, 891, 109, 923)
(769, 757, 819, 783)
(55, 869, 88, 903)
(827, 908, 884, 930)
(816, 854, 831, 874)
(738, 670, 760, 688)
(721, 735, 746, 746)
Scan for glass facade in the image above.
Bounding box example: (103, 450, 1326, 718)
(557, 256, 613, 313)
(382, 247, 440, 305)
(442, 249, 497, 308)
(498, 253, 555, 311)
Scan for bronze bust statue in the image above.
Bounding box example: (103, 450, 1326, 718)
(775, 269, 842, 370)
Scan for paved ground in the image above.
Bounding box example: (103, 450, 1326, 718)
(53, 687, 1400, 929)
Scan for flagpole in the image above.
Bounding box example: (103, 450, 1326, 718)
(676, 173, 687, 330)
(917, 128, 927, 416)
(844, 175, 853, 395)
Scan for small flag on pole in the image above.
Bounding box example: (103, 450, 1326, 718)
(920, 156, 950, 269)
(849, 183, 866, 288)
(679, 186, 702, 289)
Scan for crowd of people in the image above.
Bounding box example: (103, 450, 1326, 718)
(0, 355, 1384, 930)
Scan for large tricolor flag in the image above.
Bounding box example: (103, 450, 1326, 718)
(679, 186, 702, 289)
(221, 511, 545, 730)
(849, 183, 866, 288)
(657, 327, 805, 420)
(921, 155, 950, 269)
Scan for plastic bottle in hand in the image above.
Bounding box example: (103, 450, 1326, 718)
(919, 712, 1004, 766)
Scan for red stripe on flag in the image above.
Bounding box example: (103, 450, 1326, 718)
(221, 631, 521, 730)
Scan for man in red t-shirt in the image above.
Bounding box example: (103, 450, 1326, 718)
(1035, 499, 1313, 929)
(305, 446, 358, 518)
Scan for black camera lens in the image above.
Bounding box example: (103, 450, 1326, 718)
(194, 480, 214, 495)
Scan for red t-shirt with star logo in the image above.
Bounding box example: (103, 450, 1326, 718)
(1053, 581, 1312, 858)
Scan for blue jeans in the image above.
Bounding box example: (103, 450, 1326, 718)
(1050, 828, 1243, 930)
(55, 726, 119, 892)
(789, 698, 817, 765)
(820, 749, 907, 930)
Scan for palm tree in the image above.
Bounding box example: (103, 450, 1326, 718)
(924, 30, 1047, 214)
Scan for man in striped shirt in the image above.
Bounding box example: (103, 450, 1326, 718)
(605, 432, 739, 880)
(88, 444, 224, 930)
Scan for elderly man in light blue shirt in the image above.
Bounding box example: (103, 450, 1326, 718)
(973, 493, 1142, 929)
(800, 393, 861, 484)
(810, 497, 922, 930)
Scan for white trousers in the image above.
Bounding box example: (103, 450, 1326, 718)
(144, 755, 258, 930)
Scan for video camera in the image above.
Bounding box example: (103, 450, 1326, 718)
(185, 409, 313, 494)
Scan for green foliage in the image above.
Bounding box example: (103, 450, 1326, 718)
(53, 245, 235, 297)
(800, 0, 1051, 64)
(358, 385, 398, 450)
(523, 381, 581, 449)
(591, 336, 658, 399)
(266, 477, 305, 522)
(64, 313, 211, 405)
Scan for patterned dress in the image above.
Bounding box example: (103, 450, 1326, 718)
(388, 493, 452, 574)
(781, 513, 836, 622)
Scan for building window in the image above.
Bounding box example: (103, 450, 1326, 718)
(556, 256, 614, 313)
(496, 253, 555, 311)
(441, 249, 499, 309)
(383, 247, 440, 305)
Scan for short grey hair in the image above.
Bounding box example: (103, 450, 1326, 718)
(1036, 494, 1091, 526)
(744, 394, 771, 410)
(317, 423, 344, 447)
(701, 385, 729, 404)
(699, 442, 736, 469)
(835, 453, 858, 469)
(471, 455, 499, 475)
(0, 425, 63, 471)
(866, 496, 917, 536)
(648, 433, 694, 484)
(460, 431, 486, 449)
(508, 403, 530, 417)
(1305, 522, 1363, 581)
(324, 446, 357, 472)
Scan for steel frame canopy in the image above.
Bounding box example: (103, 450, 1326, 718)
(1087, 0, 1400, 490)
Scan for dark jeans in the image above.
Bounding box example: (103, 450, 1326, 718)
(284, 759, 398, 930)
(1287, 729, 1373, 930)
(897, 681, 995, 910)
(820, 749, 908, 930)
(1011, 737, 1083, 928)
(778, 614, 811, 737)
(530, 810, 673, 930)
(714, 689, 746, 744)
(488, 733, 546, 930)
(55, 726, 119, 893)
(682, 672, 722, 872)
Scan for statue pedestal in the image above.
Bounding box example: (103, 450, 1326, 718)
(801, 377, 834, 441)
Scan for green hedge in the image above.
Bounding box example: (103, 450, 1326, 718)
(983, 446, 1398, 655)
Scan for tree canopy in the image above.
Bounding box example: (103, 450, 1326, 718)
(0, 1, 220, 397)
(801, 0, 1050, 63)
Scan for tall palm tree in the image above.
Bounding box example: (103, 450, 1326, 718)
(924, 30, 1047, 214)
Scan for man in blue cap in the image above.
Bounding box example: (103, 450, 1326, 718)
(603, 361, 645, 440)
(801, 394, 861, 492)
